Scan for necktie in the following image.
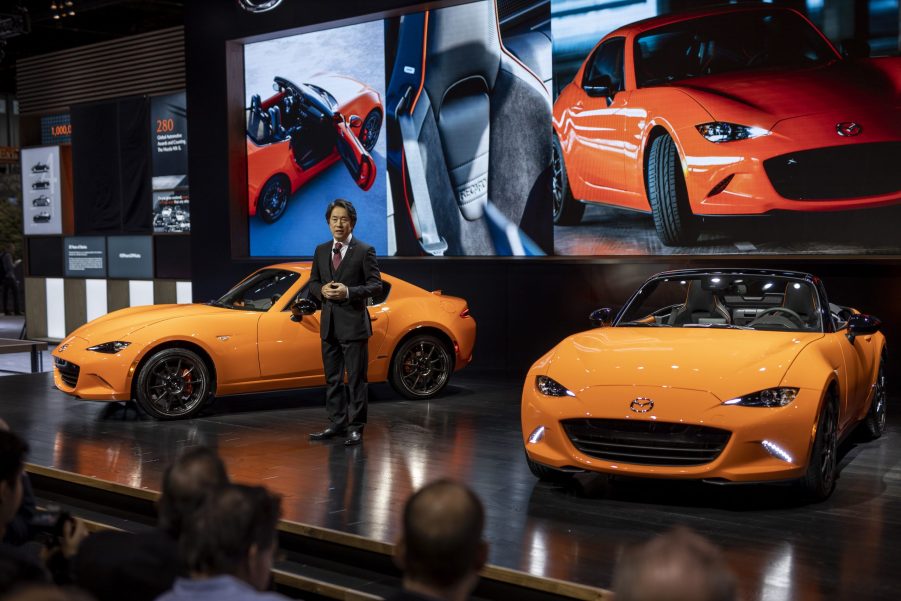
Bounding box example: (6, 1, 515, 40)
(332, 243, 343, 272)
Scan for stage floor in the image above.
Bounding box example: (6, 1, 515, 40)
(1, 371, 899, 600)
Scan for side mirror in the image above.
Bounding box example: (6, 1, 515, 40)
(290, 298, 318, 322)
(840, 38, 870, 60)
(584, 84, 612, 98)
(348, 114, 362, 128)
(847, 313, 880, 342)
(589, 307, 613, 328)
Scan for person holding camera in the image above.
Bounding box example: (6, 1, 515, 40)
(304, 199, 382, 447)
(1, 429, 48, 592)
(1, 427, 88, 594)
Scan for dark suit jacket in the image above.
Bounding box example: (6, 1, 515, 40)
(308, 237, 382, 341)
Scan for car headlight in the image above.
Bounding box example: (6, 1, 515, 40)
(696, 122, 770, 143)
(724, 387, 798, 407)
(536, 375, 575, 397)
(86, 341, 132, 354)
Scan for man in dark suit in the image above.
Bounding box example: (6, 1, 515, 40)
(305, 199, 382, 446)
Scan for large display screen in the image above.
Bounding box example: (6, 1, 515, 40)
(244, 20, 387, 257)
(550, 0, 901, 256)
(236, 0, 900, 257)
(241, 0, 554, 257)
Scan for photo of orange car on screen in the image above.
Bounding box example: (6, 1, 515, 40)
(247, 75, 382, 223)
(552, 4, 901, 247)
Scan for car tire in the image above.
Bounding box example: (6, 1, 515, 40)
(861, 355, 887, 440)
(135, 348, 212, 420)
(389, 334, 452, 400)
(799, 394, 838, 501)
(647, 133, 699, 246)
(526, 452, 574, 483)
(552, 134, 585, 225)
(360, 109, 382, 153)
(258, 176, 289, 224)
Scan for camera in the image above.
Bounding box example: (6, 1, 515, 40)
(28, 505, 74, 546)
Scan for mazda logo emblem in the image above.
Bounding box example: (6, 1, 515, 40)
(57, 343, 69, 353)
(630, 397, 654, 413)
(836, 122, 862, 137)
(236, 0, 284, 13)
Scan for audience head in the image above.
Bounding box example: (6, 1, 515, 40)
(180, 484, 282, 591)
(613, 527, 737, 601)
(157, 446, 229, 538)
(396, 479, 487, 596)
(0, 429, 27, 529)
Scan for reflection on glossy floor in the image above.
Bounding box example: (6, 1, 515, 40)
(1, 372, 899, 600)
(554, 204, 901, 256)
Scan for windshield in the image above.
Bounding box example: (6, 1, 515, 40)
(214, 269, 300, 312)
(617, 274, 823, 332)
(634, 10, 837, 87)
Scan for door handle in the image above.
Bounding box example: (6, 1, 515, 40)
(370, 315, 379, 321)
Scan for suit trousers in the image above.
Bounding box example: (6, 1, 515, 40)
(322, 335, 368, 431)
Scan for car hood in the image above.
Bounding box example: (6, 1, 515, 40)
(304, 74, 370, 107)
(546, 328, 823, 402)
(673, 59, 900, 129)
(66, 304, 232, 343)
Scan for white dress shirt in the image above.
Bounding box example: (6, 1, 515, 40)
(332, 233, 352, 262)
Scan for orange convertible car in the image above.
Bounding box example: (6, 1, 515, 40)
(552, 5, 901, 245)
(247, 75, 382, 223)
(522, 269, 886, 500)
(53, 264, 475, 419)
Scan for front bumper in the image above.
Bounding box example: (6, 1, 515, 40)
(522, 379, 822, 483)
(52, 338, 141, 401)
(677, 115, 901, 215)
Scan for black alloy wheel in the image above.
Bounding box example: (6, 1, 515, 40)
(863, 356, 887, 439)
(359, 109, 382, 153)
(551, 135, 585, 225)
(800, 396, 838, 501)
(258, 176, 289, 224)
(647, 133, 699, 246)
(389, 334, 452, 399)
(135, 348, 211, 420)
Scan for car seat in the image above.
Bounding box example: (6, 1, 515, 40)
(783, 283, 817, 327)
(386, 0, 551, 255)
(668, 282, 731, 325)
(246, 94, 270, 144)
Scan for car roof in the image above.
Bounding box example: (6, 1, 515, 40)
(607, 3, 799, 38)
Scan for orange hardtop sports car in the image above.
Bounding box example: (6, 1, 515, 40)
(247, 74, 382, 223)
(52, 263, 475, 419)
(552, 4, 901, 245)
(522, 268, 886, 500)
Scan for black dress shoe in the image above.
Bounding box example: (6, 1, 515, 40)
(344, 430, 363, 446)
(309, 426, 345, 441)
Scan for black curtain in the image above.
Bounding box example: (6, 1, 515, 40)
(72, 96, 152, 233)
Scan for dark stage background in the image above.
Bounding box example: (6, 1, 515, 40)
(185, 0, 901, 386)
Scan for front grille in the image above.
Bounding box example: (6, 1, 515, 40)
(764, 142, 901, 200)
(562, 419, 731, 467)
(54, 358, 80, 388)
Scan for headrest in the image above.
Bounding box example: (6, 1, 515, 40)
(685, 281, 711, 308)
(784, 282, 814, 317)
(423, 1, 501, 114)
(250, 94, 261, 111)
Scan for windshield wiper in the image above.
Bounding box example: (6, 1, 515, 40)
(207, 299, 230, 308)
(617, 321, 667, 327)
